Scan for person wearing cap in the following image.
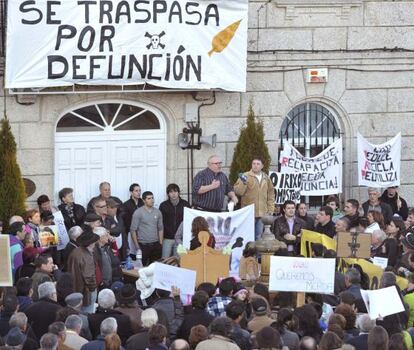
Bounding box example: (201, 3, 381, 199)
(63, 293, 92, 340)
(7, 221, 26, 277)
(362, 187, 393, 225)
(93, 227, 122, 290)
(67, 226, 100, 314)
(4, 327, 27, 349)
(58, 188, 86, 232)
(159, 183, 190, 259)
(381, 186, 409, 221)
(87, 182, 122, 214)
(114, 284, 143, 333)
(247, 298, 274, 335)
(84, 213, 102, 229)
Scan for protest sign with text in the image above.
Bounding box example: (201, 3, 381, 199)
(269, 256, 335, 294)
(357, 133, 401, 187)
(152, 262, 196, 295)
(53, 211, 70, 251)
(6, 0, 248, 91)
(279, 138, 342, 195)
(269, 171, 302, 204)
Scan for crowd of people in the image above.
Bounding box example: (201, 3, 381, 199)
(1, 154, 414, 350)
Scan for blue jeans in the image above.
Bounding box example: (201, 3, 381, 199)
(81, 289, 97, 314)
(255, 218, 264, 241)
(162, 239, 175, 258)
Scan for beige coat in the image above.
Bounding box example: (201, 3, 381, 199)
(234, 170, 275, 217)
(195, 335, 241, 350)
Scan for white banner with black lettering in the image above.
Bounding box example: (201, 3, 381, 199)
(279, 138, 343, 196)
(6, 0, 248, 91)
(269, 171, 302, 204)
(357, 133, 401, 187)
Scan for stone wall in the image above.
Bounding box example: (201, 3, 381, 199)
(2, 0, 414, 208)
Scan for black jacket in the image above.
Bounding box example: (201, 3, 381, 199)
(380, 190, 409, 220)
(58, 203, 86, 231)
(88, 308, 133, 345)
(315, 220, 336, 239)
(176, 309, 214, 341)
(24, 298, 62, 341)
(122, 198, 144, 232)
(159, 198, 191, 239)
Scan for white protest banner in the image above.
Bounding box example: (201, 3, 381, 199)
(152, 262, 196, 295)
(279, 138, 342, 196)
(269, 171, 302, 204)
(182, 205, 254, 250)
(0, 236, 13, 286)
(6, 0, 248, 92)
(269, 256, 335, 294)
(53, 211, 70, 250)
(357, 133, 401, 187)
(361, 286, 405, 320)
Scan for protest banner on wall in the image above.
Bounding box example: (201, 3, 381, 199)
(269, 171, 302, 204)
(153, 263, 196, 295)
(357, 133, 401, 187)
(53, 211, 70, 250)
(269, 256, 335, 294)
(300, 230, 409, 291)
(0, 236, 13, 286)
(6, 0, 248, 91)
(279, 138, 342, 195)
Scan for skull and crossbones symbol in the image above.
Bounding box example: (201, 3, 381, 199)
(145, 31, 166, 49)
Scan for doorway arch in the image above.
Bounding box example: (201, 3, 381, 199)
(54, 100, 167, 207)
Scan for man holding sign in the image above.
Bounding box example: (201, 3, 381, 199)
(234, 157, 275, 240)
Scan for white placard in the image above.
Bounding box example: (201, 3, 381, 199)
(357, 133, 401, 187)
(372, 257, 388, 270)
(53, 211, 70, 251)
(361, 286, 405, 320)
(6, 0, 248, 91)
(152, 262, 196, 295)
(269, 171, 302, 204)
(279, 138, 343, 196)
(269, 256, 335, 294)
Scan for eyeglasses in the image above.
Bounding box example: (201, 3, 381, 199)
(211, 162, 222, 165)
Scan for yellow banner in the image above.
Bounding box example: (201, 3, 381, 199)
(300, 229, 408, 290)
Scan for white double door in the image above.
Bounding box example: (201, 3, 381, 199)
(55, 132, 166, 208)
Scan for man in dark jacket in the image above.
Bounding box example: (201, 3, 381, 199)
(273, 200, 305, 255)
(296, 203, 315, 230)
(24, 282, 62, 341)
(176, 291, 214, 341)
(362, 187, 393, 225)
(314, 206, 336, 239)
(343, 199, 360, 229)
(381, 187, 408, 221)
(62, 226, 83, 271)
(0, 294, 19, 337)
(226, 301, 252, 350)
(159, 184, 190, 259)
(81, 317, 123, 350)
(88, 289, 132, 345)
(152, 287, 184, 340)
(57, 188, 86, 231)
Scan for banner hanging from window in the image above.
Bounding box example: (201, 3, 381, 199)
(279, 138, 343, 196)
(357, 133, 401, 187)
(6, 0, 248, 91)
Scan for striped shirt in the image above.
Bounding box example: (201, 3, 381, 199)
(192, 168, 233, 211)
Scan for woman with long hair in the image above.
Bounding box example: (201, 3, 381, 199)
(190, 216, 216, 250)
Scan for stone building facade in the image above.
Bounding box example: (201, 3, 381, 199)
(1, 0, 414, 209)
